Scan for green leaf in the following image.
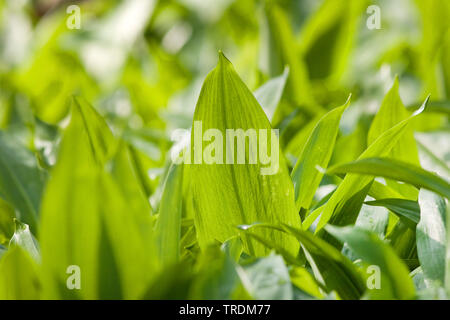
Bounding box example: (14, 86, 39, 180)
(241, 253, 293, 299)
(283, 225, 365, 299)
(327, 157, 450, 199)
(368, 77, 420, 165)
(71, 96, 116, 165)
(97, 172, 158, 299)
(368, 77, 420, 199)
(290, 266, 324, 299)
(291, 96, 350, 212)
(0, 131, 46, 234)
(155, 163, 184, 266)
(189, 52, 300, 257)
(315, 110, 421, 232)
(417, 189, 447, 286)
(40, 98, 157, 299)
(39, 99, 108, 299)
(365, 198, 420, 229)
(325, 225, 416, 299)
(110, 143, 153, 217)
(0, 246, 40, 299)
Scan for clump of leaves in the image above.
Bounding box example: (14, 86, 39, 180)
(0, 0, 449, 300)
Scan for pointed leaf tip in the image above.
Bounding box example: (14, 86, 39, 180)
(413, 94, 430, 116)
(217, 50, 232, 66)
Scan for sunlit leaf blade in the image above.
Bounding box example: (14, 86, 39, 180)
(97, 172, 157, 299)
(327, 157, 450, 199)
(291, 97, 349, 212)
(290, 266, 324, 299)
(189, 52, 300, 256)
(0, 246, 40, 299)
(155, 163, 184, 266)
(368, 77, 420, 165)
(326, 225, 416, 299)
(316, 110, 420, 232)
(368, 77, 420, 199)
(417, 189, 447, 286)
(0, 131, 46, 234)
(71, 96, 115, 165)
(365, 198, 420, 229)
(40, 100, 106, 299)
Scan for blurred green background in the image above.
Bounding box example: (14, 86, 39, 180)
(1, 0, 449, 175)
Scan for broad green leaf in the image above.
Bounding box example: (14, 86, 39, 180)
(326, 225, 415, 299)
(368, 77, 420, 164)
(0, 246, 40, 299)
(283, 225, 365, 299)
(254, 67, 289, 121)
(40, 99, 107, 299)
(327, 157, 450, 199)
(417, 189, 447, 286)
(365, 198, 420, 229)
(368, 77, 420, 199)
(313, 97, 428, 231)
(291, 97, 349, 212)
(0, 131, 46, 234)
(155, 163, 184, 266)
(315, 113, 418, 231)
(189, 52, 300, 257)
(42, 97, 159, 299)
(97, 172, 157, 299)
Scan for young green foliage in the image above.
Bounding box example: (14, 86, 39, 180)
(189, 52, 300, 257)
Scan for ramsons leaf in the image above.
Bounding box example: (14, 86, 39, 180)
(326, 225, 416, 299)
(291, 96, 350, 212)
(189, 52, 301, 257)
(327, 157, 450, 199)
